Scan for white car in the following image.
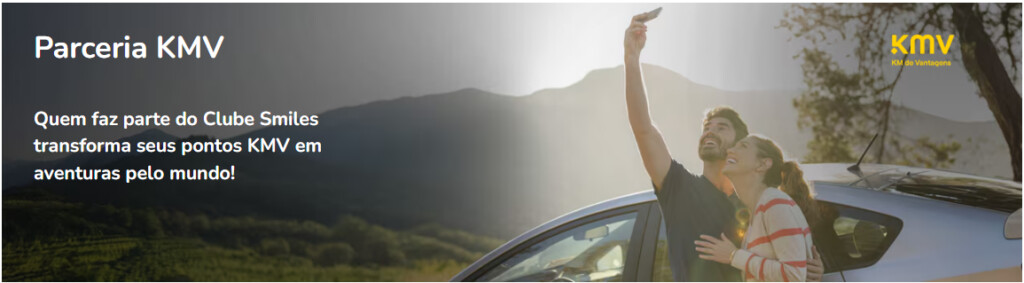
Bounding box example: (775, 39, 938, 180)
(452, 163, 1022, 282)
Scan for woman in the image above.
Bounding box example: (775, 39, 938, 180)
(694, 134, 819, 282)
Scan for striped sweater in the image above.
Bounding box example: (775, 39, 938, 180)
(730, 188, 813, 282)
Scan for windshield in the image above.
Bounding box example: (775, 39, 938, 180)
(891, 174, 1021, 213)
(480, 212, 637, 282)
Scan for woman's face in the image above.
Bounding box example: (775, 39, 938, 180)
(722, 137, 769, 177)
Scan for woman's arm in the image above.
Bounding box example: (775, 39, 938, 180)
(731, 203, 811, 281)
(730, 245, 807, 281)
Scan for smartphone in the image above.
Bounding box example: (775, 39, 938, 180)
(641, 7, 662, 23)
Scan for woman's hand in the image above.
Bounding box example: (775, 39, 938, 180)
(695, 233, 736, 264)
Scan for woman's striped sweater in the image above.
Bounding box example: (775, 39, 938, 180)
(730, 188, 814, 282)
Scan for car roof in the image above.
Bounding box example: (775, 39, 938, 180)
(801, 163, 1020, 188)
(574, 163, 1021, 215)
(803, 163, 1021, 213)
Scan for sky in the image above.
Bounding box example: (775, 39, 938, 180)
(4, 3, 1018, 161)
(465, 4, 1011, 123)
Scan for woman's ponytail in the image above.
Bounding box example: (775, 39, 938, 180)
(751, 135, 821, 228)
(781, 161, 819, 227)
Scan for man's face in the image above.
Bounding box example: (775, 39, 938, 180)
(698, 117, 738, 161)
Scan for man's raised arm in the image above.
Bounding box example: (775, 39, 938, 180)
(624, 10, 671, 192)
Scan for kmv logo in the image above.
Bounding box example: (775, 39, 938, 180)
(891, 34, 955, 54)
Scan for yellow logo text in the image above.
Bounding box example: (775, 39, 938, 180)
(891, 34, 955, 55)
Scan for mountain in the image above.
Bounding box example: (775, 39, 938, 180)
(4, 64, 1012, 238)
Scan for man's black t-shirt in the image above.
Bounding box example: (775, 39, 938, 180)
(655, 160, 745, 281)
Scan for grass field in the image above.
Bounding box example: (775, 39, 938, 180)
(2, 199, 503, 281)
(3, 236, 470, 281)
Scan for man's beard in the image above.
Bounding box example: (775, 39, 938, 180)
(699, 146, 728, 161)
(698, 134, 729, 161)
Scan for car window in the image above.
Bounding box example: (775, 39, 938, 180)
(814, 202, 902, 272)
(476, 212, 638, 282)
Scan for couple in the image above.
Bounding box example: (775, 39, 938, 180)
(623, 9, 824, 282)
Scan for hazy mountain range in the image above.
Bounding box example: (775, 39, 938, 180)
(4, 64, 1012, 238)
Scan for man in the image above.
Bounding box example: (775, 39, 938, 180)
(623, 9, 824, 281)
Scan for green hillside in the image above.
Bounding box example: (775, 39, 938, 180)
(3, 199, 504, 281)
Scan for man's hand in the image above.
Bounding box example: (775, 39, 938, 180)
(807, 246, 824, 282)
(624, 8, 660, 60)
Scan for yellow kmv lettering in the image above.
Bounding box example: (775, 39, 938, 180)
(891, 34, 955, 54)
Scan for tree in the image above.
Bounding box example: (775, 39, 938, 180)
(312, 243, 356, 267)
(137, 209, 164, 238)
(781, 3, 1021, 180)
(332, 215, 405, 266)
(259, 237, 291, 256)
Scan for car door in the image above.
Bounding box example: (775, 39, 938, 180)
(465, 203, 652, 282)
